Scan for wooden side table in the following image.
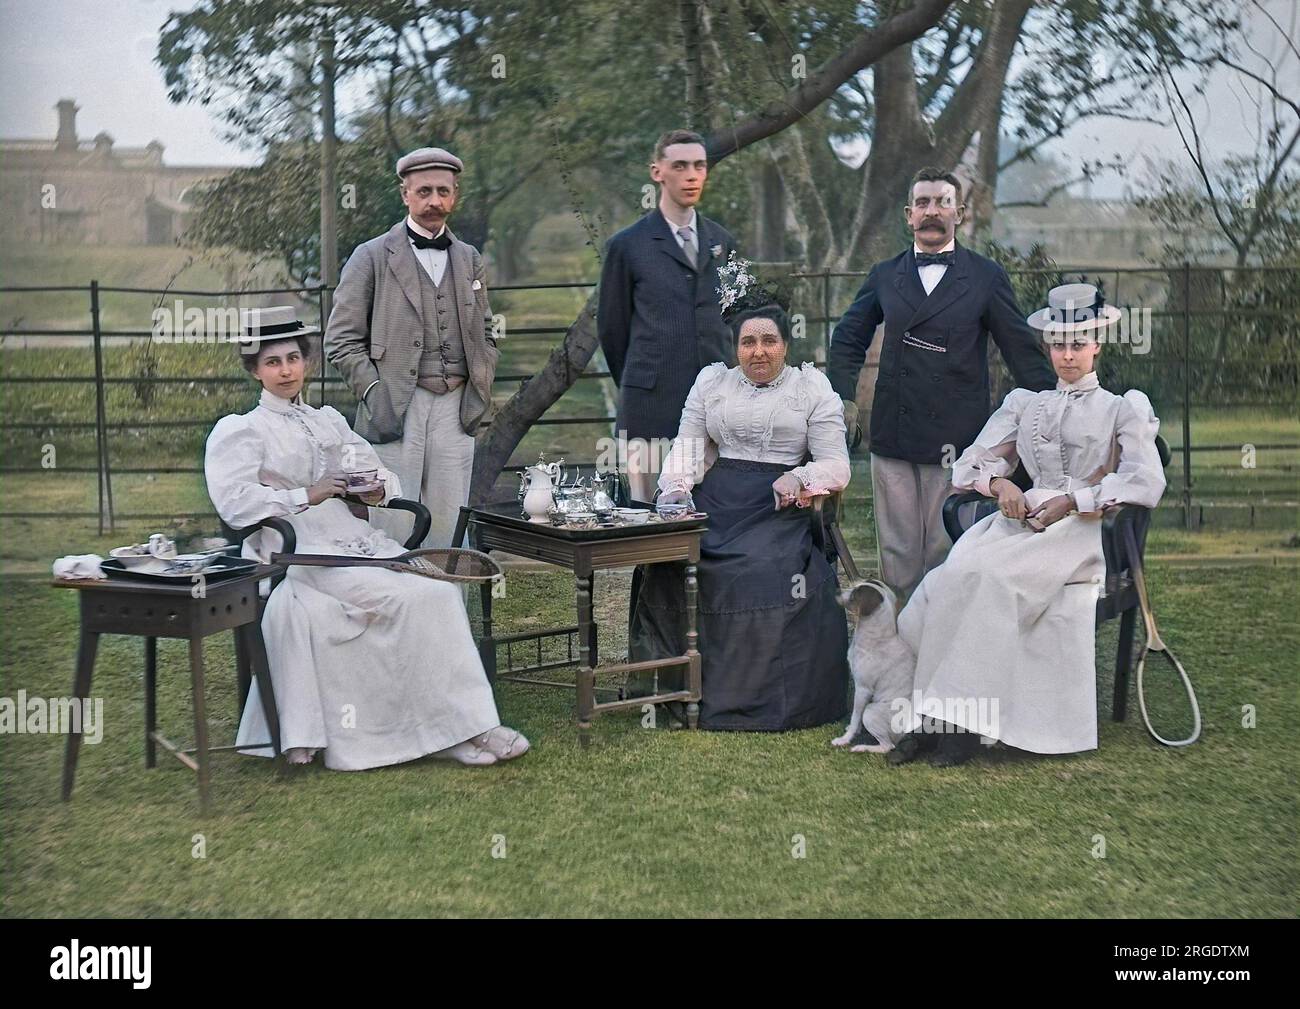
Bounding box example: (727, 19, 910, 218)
(458, 504, 704, 744)
(53, 566, 283, 812)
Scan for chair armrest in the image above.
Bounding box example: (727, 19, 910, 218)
(227, 515, 297, 555)
(942, 490, 990, 544)
(224, 516, 296, 593)
(810, 491, 834, 557)
(377, 498, 432, 550)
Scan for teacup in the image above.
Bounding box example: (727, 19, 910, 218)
(164, 554, 218, 574)
(346, 468, 380, 491)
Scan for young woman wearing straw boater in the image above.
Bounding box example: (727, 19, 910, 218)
(886, 284, 1166, 766)
(205, 307, 527, 769)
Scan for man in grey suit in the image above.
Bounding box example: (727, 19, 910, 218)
(326, 146, 499, 548)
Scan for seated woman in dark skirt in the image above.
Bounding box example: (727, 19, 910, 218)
(629, 295, 851, 730)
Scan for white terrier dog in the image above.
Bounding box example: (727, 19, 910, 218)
(831, 579, 916, 753)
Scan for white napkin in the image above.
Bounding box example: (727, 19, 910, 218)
(52, 554, 107, 580)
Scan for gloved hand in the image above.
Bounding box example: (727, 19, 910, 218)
(772, 472, 803, 509)
(842, 399, 863, 450)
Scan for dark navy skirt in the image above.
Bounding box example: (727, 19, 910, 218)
(630, 457, 849, 731)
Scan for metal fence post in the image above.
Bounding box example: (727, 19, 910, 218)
(316, 285, 328, 408)
(822, 269, 832, 362)
(1181, 262, 1193, 530)
(89, 280, 115, 535)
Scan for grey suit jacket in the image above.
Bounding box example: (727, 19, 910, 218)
(325, 221, 499, 442)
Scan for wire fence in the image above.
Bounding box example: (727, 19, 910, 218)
(1, 263, 1295, 535)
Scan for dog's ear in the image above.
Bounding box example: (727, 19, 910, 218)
(841, 581, 884, 616)
(855, 583, 885, 617)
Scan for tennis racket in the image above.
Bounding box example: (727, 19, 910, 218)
(1124, 525, 1201, 747)
(271, 546, 502, 584)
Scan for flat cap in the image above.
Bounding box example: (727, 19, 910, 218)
(395, 147, 464, 178)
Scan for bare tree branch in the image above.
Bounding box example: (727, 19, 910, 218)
(703, 0, 953, 161)
(1158, 58, 1243, 259)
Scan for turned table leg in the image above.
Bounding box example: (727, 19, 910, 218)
(685, 561, 701, 730)
(576, 572, 594, 746)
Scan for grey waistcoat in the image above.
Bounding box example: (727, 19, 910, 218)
(416, 256, 468, 394)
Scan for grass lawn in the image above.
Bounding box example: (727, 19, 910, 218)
(1, 557, 1297, 918)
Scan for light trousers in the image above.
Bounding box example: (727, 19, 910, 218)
(870, 452, 954, 601)
(370, 385, 475, 549)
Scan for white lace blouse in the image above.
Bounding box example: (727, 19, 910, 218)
(659, 362, 851, 495)
(951, 372, 1166, 513)
(205, 389, 402, 561)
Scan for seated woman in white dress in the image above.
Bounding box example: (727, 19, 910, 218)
(204, 307, 528, 769)
(887, 285, 1166, 766)
(629, 293, 852, 731)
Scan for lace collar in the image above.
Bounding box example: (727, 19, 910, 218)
(738, 364, 792, 390)
(1055, 372, 1100, 395)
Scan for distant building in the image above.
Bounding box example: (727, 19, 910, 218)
(0, 99, 231, 245)
(993, 197, 1232, 266)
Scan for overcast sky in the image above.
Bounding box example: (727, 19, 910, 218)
(1, 0, 1295, 193)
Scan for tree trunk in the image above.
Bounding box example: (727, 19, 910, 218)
(470, 290, 601, 504)
(319, 32, 338, 320)
(968, 90, 1004, 234)
(680, 0, 705, 126)
(493, 218, 537, 285)
(754, 160, 786, 262)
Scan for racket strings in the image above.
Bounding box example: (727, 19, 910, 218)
(400, 548, 502, 583)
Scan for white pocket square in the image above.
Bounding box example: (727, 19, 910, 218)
(471, 279, 482, 291)
(711, 244, 723, 258)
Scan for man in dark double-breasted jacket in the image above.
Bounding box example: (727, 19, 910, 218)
(828, 167, 1056, 601)
(598, 128, 739, 502)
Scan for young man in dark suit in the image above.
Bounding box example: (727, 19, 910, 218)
(828, 167, 1057, 601)
(598, 129, 739, 502)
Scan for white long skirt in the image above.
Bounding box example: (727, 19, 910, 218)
(896, 509, 1105, 755)
(235, 499, 500, 770)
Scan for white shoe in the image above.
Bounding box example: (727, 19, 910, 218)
(471, 726, 530, 761)
(284, 747, 319, 765)
(431, 739, 497, 766)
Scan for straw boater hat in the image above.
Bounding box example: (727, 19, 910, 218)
(236, 306, 319, 356)
(239, 306, 319, 340)
(1026, 283, 1122, 338)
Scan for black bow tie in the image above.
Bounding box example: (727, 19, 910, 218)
(407, 226, 451, 251)
(915, 251, 955, 268)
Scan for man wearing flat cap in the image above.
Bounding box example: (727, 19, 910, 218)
(326, 146, 500, 549)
